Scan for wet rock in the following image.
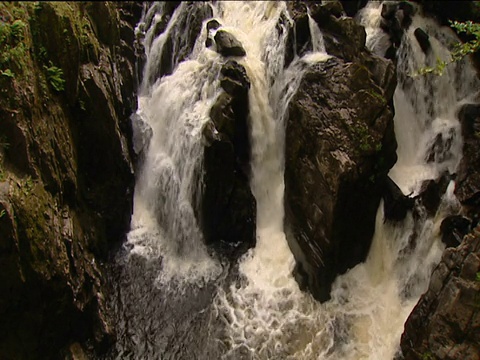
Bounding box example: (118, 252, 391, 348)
(340, 0, 369, 17)
(425, 128, 456, 164)
(381, 15, 403, 47)
(440, 215, 471, 248)
(378, 1, 415, 52)
(383, 176, 415, 222)
(401, 229, 480, 359)
(458, 103, 480, 137)
(414, 27, 431, 53)
(455, 103, 480, 219)
(207, 19, 221, 31)
(286, 1, 367, 63)
(284, 53, 397, 301)
(214, 30, 247, 57)
(146, 2, 213, 84)
(381, 2, 398, 20)
(417, 174, 452, 217)
(200, 61, 255, 259)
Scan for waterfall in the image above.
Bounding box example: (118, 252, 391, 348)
(107, 1, 479, 359)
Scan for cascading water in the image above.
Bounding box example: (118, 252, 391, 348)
(106, 1, 479, 359)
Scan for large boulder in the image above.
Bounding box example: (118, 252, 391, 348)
(200, 61, 255, 258)
(214, 30, 247, 57)
(401, 227, 480, 359)
(284, 5, 397, 300)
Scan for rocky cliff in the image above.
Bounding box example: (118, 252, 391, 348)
(401, 228, 480, 360)
(284, 1, 397, 302)
(0, 2, 141, 358)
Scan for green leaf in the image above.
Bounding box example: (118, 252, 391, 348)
(1, 69, 15, 78)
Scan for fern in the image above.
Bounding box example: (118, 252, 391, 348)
(44, 64, 65, 92)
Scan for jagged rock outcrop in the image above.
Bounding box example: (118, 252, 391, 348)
(456, 103, 480, 225)
(401, 227, 480, 359)
(284, 1, 398, 302)
(441, 215, 472, 248)
(0, 2, 140, 358)
(383, 176, 415, 222)
(200, 60, 256, 258)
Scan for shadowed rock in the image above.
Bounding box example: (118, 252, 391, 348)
(214, 30, 246, 57)
(200, 61, 254, 259)
(383, 176, 415, 222)
(440, 215, 471, 248)
(414, 27, 431, 53)
(401, 228, 480, 359)
(284, 32, 397, 301)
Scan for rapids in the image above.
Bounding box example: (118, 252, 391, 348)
(104, 2, 479, 359)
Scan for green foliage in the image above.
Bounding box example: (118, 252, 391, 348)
(0, 17, 27, 76)
(476, 272, 480, 282)
(43, 63, 65, 92)
(421, 351, 435, 360)
(20, 176, 34, 195)
(450, 20, 480, 59)
(0, 166, 6, 182)
(351, 121, 381, 154)
(414, 20, 480, 77)
(10, 20, 26, 41)
(0, 69, 14, 78)
(0, 209, 5, 219)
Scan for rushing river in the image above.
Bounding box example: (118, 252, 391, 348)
(104, 2, 479, 359)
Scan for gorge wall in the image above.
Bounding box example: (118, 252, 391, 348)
(0, 2, 141, 358)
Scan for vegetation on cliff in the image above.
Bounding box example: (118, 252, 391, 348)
(0, 2, 141, 358)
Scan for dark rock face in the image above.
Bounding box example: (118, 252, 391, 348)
(456, 103, 480, 224)
(214, 30, 247, 57)
(200, 61, 255, 258)
(340, 0, 369, 17)
(383, 176, 415, 222)
(415, 0, 480, 26)
(413, 27, 431, 54)
(401, 227, 480, 359)
(376, 1, 416, 59)
(145, 2, 213, 85)
(417, 174, 452, 217)
(440, 215, 472, 248)
(284, 3, 397, 301)
(0, 2, 139, 358)
(287, 1, 367, 63)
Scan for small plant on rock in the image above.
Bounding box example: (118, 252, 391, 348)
(43, 63, 65, 92)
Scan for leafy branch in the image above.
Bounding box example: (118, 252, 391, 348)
(413, 20, 480, 77)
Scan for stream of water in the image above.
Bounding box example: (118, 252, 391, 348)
(105, 2, 479, 359)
